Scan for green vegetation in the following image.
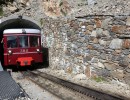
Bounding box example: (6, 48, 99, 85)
(92, 76, 105, 82)
(0, 0, 14, 5)
(40, 18, 44, 26)
(59, 1, 63, 6)
(60, 9, 67, 16)
(0, 7, 3, 16)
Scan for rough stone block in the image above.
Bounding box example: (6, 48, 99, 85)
(87, 45, 94, 50)
(85, 66, 91, 78)
(96, 69, 110, 77)
(97, 62, 105, 69)
(101, 18, 112, 29)
(102, 30, 110, 37)
(124, 73, 130, 85)
(94, 18, 102, 28)
(87, 25, 94, 31)
(83, 55, 92, 62)
(125, 67, 130, 73)
(99, 39, 107, 46)
(119, 57, 129, 67)
(92, 38, 99, 43)
(104, 62, 119, 71)
(91, 30, 97, 37)
(126, 17, 130, 26)
(111, 69, 124, 80)
(115, 50, 122, 54)
(96, 28, 103, 37)
(111, 25, 126, 34)
(123, 39, 130, 49)
(109, 39, 123, 49)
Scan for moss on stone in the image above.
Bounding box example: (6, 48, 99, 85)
(60, 9, 67, 16)
(92, 76, 105, 82)
(59, 1, 63, 6)
(0, 7, 3, 16)
(40, 18, 44, 26)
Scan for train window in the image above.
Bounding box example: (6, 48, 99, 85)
(19, 36, 28, 48)
(30, 36, 39, 47)
(7, 36, 17, 48)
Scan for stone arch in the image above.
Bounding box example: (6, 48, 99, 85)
(0, 15, 41, 36)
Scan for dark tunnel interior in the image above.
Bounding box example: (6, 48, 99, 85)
(0, 17, 44, 68)
(0, 19, 40, 33)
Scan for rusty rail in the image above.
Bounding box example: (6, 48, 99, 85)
(24, 70, 129, 100)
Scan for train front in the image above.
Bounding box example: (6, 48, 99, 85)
(3, 29, 43, 67)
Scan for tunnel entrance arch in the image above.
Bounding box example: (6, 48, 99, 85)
(0, 15, 41, 33)
(0, 15, 41, 67)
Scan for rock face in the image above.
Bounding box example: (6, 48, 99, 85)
(1, 0, 130, 17)
(0, 0, 130, 86)
(42, 0, 71, 17)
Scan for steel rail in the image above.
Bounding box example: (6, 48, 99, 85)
(25, 76, 63, 100)
(27, 70, 129, 100)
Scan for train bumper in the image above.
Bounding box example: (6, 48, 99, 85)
(16, 57, 34, 66)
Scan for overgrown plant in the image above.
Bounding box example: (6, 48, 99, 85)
(0, 7, 3, 16)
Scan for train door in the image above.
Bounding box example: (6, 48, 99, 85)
(28, 35, 42, 63)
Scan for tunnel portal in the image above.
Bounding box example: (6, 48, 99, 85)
(0, 15, 41, 66)
(0, 15, 40, 34)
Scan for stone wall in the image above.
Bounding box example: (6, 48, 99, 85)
(1, 0, 130, 85)
(70, 0, 130, 17)
(42, 15, 130, 85)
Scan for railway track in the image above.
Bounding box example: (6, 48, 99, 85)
(22, 70, 129, 100)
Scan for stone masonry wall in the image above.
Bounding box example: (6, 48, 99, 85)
(42, 15, 130, 85)
(1, 0, 130, 86)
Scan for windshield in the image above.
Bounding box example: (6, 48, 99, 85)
(30, 36, 39, 47)
(19, 36, 28, 48)
(7, 36, 17, 48)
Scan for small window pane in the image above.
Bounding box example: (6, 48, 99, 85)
(19, 36, 28, 47)
(7, 36, 17, 48)
(30, 36, 38, 47)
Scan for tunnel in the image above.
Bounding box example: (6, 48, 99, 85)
(0, 15, 40, 33)
(0, 15, 41, 67)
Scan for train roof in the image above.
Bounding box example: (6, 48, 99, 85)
(3, 29, 40, 34)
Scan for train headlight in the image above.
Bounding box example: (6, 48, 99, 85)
(8, 50, 12, 55)
(36, 49, 40, 53)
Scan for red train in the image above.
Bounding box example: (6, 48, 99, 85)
(1, 29, 43, 67)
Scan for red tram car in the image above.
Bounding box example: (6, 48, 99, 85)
(3, 29, 43, 67)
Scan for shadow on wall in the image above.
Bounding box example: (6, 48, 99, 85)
(42, 47, 49, 68)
